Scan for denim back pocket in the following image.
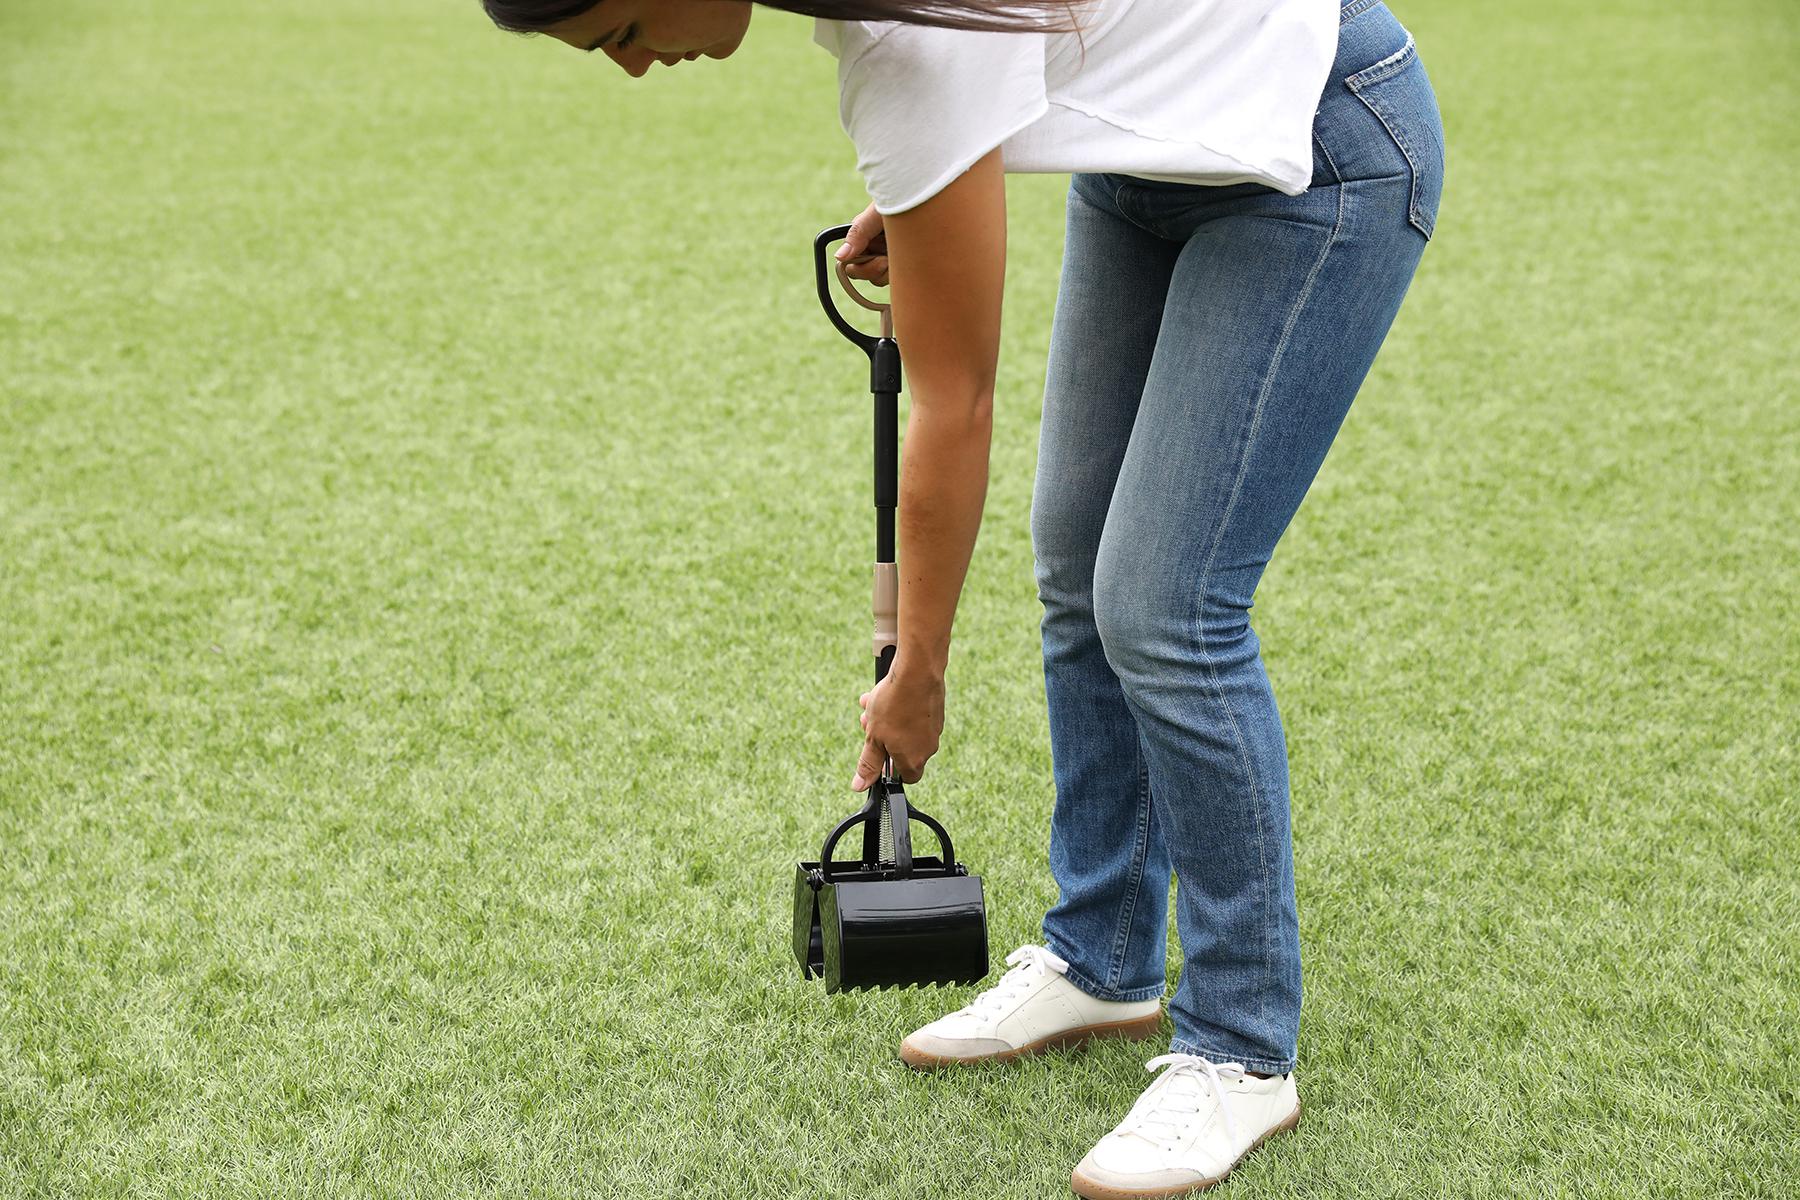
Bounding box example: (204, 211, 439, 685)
(1344, 33, 1445, 241)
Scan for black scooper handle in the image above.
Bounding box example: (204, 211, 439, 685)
(815, 222, 906, 824)
(814, 223, 893, 352)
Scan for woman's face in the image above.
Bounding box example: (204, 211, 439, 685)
(543, 0, 753, 78)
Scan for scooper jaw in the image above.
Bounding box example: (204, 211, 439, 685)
(791, 773, 988, 993)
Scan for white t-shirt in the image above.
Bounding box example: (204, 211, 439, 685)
(812, 0, 1340, 214)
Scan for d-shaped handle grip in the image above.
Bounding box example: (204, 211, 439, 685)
(814, 224, 893, 352)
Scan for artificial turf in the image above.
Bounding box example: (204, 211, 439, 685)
(2, 0, 1795, 1195)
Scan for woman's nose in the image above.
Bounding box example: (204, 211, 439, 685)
(613, 49, 686, 76)
(607, 46, 654, 76)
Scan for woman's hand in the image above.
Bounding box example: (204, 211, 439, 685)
(833, 201, 889, 288)
(850, 658, 944, 790)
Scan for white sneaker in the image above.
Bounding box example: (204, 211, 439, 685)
(898, 944, 1163, 1069)
(1070, 1053, 1300, 1198)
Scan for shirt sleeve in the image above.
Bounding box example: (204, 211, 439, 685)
(830, 21, 1049, 215)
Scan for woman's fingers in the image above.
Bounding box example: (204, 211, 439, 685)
(836, 201, 889, 285)
(846, 256, 889, 287)
(846, 202, 885, 255)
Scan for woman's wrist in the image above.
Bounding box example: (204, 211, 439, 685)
(893, 644, 948, 684)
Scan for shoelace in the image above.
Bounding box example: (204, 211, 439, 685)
(959, 944, 1071, 1021)
(1120, 1053, 1247, 1150)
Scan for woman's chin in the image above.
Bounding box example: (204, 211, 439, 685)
(703, 32, 746, 59)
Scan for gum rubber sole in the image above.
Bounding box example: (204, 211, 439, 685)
(1068, 1103, 1302, 1200)
(898, 1009, 1165, 1070)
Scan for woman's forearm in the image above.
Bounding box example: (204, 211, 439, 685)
(895, 395, 993, 681)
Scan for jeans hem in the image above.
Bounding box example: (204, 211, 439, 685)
(1167, 1036, 1296, 1077)
(1049, 952, 1166, 1004)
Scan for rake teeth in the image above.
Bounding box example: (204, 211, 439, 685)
(835, 977, 968, 994)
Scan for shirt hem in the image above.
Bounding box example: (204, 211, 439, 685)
(1046, 97, 1276, 181)
(871, 95, 1053, 215)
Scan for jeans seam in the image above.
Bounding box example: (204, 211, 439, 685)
(1105, 730, 1153, 991)
(1315, 129, 1345, 190)
(1345, 36, 1434, 240)
(1108, 174, 1160, 237)
(1339, 0, 1381, 26)
(1344, 31, 1416, 89)
(1183, 158, 1344, 1045)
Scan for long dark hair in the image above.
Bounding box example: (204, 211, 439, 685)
(483, 0, 1093, 36)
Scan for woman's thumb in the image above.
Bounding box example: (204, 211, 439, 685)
(837, 205, 881, 259)
(850, 736, 886, 790)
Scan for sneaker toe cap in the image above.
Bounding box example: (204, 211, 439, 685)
(900, 1029, 1013, 1062)
(1072, 1159, 1213, 1194)
(1074, 1139, 1216, 1193)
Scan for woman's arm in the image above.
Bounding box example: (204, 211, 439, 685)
(880, 146, 1008, 683)
(847, 145, 1008, 789)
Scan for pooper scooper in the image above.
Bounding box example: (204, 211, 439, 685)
(790, 222, 990, 994)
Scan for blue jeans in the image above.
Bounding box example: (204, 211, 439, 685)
(1032, 0, 1446, 1076)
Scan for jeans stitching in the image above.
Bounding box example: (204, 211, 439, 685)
(1344, 31, 1416, 89)
(1182, 153, 1344, 1049)
(1106, 730, 1153, 990)
(1107, 174, 1161, 237)
(1184, 432, 1270, 1041)
(1339, 0, 1381, 26)
(1312, 129, 1343, 189)
(1315, 121, 1346, 192)
(1347, 46, 1433, 238)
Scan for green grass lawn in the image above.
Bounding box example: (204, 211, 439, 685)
(2, 0, 1795, 1195)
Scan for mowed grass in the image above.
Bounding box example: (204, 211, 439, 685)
(2, 0, 1796, 1195)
